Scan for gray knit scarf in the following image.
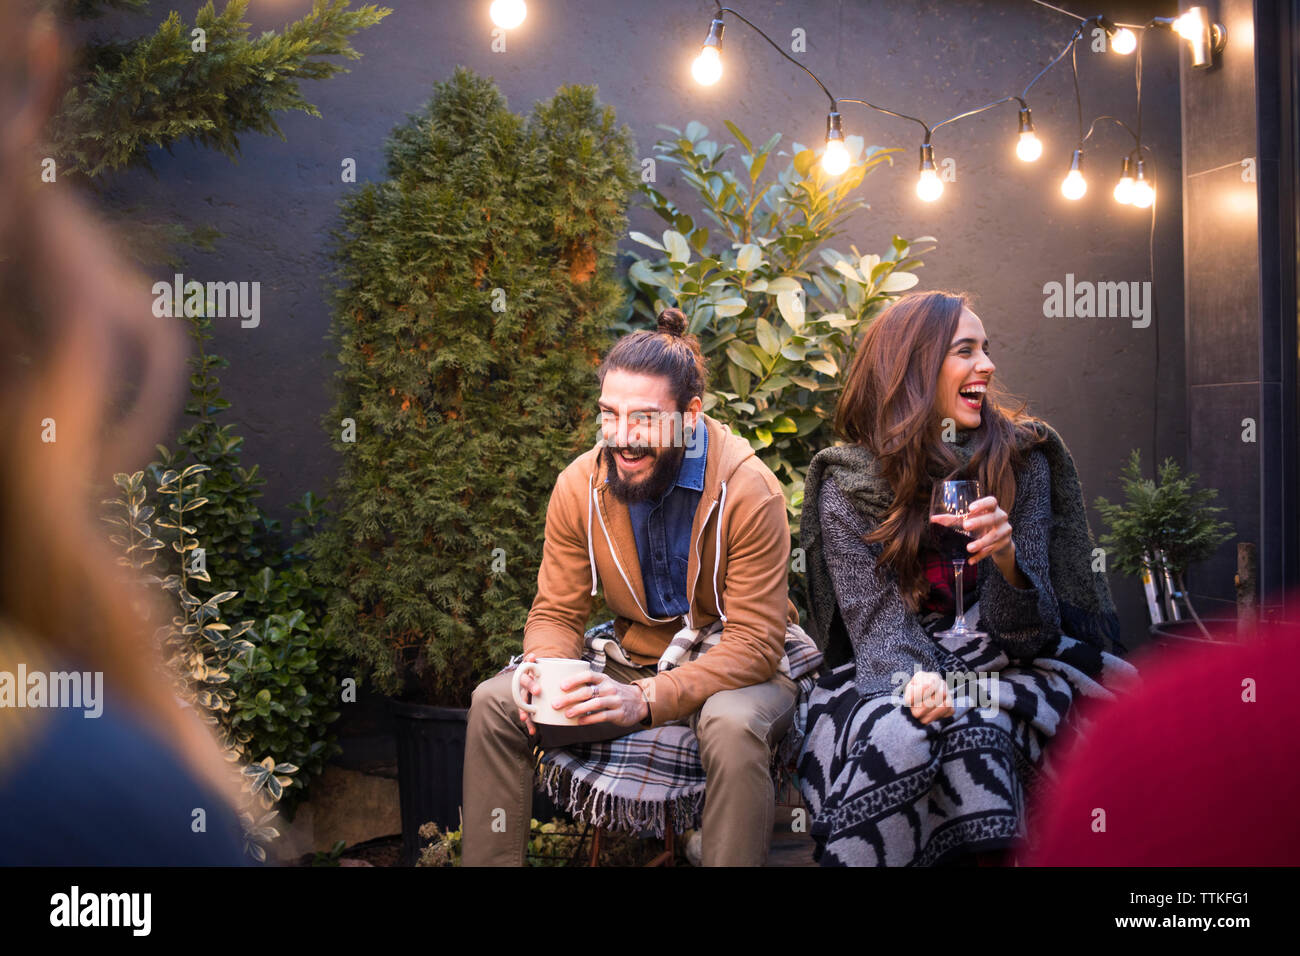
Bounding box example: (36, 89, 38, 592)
(799, 420, 1123, 669)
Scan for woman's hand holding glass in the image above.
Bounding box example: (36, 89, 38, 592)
(963, 496, 1029, 588)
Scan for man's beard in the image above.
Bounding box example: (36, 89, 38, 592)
(603, 441, 687, 505)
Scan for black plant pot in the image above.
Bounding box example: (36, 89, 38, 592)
(389, 697, 575, 866)
(389, 699, 468, 866)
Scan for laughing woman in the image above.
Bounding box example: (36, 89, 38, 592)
(796, 290, 1138, 867)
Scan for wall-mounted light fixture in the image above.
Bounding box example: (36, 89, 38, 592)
(1153, 6, 1227, 68)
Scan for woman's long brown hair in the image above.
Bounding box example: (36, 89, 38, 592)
(834, 291, 1047, 613)
(0, 2, 242, 811)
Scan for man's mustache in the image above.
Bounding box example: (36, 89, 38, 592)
(607, 443, 654, 455)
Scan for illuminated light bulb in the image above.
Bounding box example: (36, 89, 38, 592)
(692, 47, 722, 85)
(1097, 17, 1135, 56)
(1113, 156, 1135, 204)
(917, 168, 944, 201)
(822, 111, 850, 175)
(823, 139, 850, 176)
(1061, 149, 1087, 200)
(916, 143, 943, 201)
(1111, 27, 1137, 54)
(1131, 159, 1155, 207)
(489, 0, 526, 29)
(1014, 106, 1041, 161)
(1062, 170, 1087, 200)
(1017, 131, 1043, 162)
(692, 18, 725, 86)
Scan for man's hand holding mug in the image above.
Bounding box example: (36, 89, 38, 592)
(513, 653, 649, 734)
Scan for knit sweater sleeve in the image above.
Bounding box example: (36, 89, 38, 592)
(979, 447, 1060, 659)
(819, 476, 947, 697)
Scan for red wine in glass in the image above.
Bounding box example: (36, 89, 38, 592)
(929, 479, 986, 639)
(929, 520, 975, 562)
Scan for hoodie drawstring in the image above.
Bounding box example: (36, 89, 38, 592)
(587, 474, 598, 596)
(584, 450, 730, 623)
(712, 479, 727, 623)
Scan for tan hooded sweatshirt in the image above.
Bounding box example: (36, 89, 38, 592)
(522, 411, 799, 727)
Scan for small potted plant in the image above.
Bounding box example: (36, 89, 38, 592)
(1093, 449, 1236, 640)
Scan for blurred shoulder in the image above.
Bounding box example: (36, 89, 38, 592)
(0, 688, 250, 865)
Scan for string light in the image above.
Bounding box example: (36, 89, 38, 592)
(1097, 16, 1136, 55)
(488, 0, 526, 29)
(1061, 149, 1087, 200)
(677, 2, 1188, 213)
(916, 144, 943, 202)
(1131, 158, 1154, 208)
(1113, 156, 1135, 204)
(1015, 107, 1043, 161)
(691, 17, 725, 85)
(822, 111, 850, 175)
(1110, 27, 1137, 54)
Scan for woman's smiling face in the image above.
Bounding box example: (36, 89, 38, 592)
(937, 307, 996, 430)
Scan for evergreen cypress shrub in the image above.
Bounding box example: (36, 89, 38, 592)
(314, 67, 637, 706)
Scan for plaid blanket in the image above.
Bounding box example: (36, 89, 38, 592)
(501, 619, 822, 838)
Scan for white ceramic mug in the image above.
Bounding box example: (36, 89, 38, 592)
(510, 658, 594, 726)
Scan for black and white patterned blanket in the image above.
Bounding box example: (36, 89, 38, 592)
(797, 608, 1139, 866)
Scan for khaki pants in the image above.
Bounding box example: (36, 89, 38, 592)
(461, 657, 797, 866)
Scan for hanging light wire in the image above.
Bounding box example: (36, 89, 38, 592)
(835, 98, 929, 138)
(696, 2, 1154, 203)
(699, 2, 1147, 147)
(711, 2, 836, 108)
(1028, 0, 1143, 30)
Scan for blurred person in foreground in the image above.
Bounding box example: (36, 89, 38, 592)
(1023, 610, 1300, 865)
(0, 1, 247, 865)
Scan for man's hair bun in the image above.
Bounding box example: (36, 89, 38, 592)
(657, 308, 688, 337)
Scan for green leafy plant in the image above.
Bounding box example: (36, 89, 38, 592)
(45, 0, 392, 181)
(415, 817, 671, 867)
(1094, 449, 1236, 635)
(102, 466, 295, 862)
(310, 839, 349, 866)
(622, 120, 935, 529)
(313, 67, 638, 706)
(225, 604, 342, 801)
(134, 310, 344, 815)
(164, 313, 272, 621)
(42, 0, 390, 264)
(416, 821, 462, 867)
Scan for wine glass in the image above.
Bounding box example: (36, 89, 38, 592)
(929, 479, 987, 640)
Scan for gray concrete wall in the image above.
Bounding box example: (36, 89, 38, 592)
(97, 0, 1190, 649)
(1179, 0, 1293, 619)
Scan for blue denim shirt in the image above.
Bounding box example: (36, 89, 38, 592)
(621, 424, 708, 619)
